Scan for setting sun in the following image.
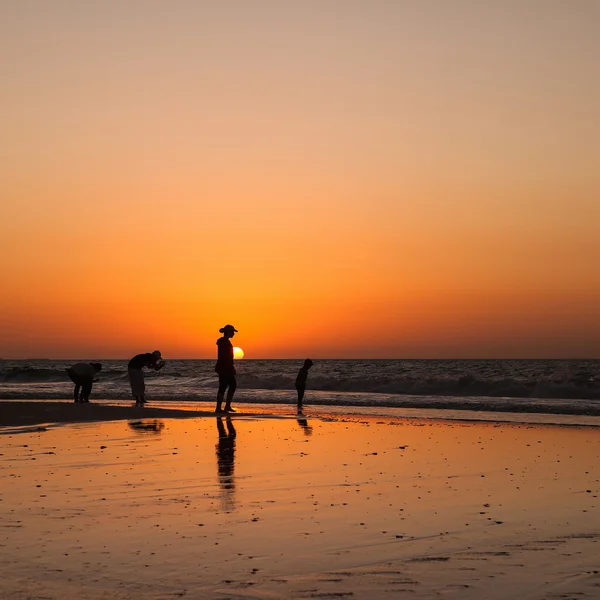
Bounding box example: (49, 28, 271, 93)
(233, 347, 244, 360)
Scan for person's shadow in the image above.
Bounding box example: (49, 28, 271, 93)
(216, 416, 236, 511)
(128, 419, 165, 434)
(296, 417, 313, 436)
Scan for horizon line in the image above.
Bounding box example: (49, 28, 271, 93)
(1, 357, 598, 362)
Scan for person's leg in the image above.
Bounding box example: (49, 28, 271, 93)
(140, 371, 147, 403)
(216, 375, 227, 412)
(67, 369, 81, 402)
(128, 369, 137, 402)
(136, 380, 146, 404)
(81, 379, 93, 403)
(297, 386, 305, 414)
(224, 375, 237, 412)
(129, 369, 146, 405)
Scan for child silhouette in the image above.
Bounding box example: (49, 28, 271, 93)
(295, 358, 313, 415)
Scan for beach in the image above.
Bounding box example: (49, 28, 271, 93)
(4, 1, 599, 597)
(1, 401, 599, 599)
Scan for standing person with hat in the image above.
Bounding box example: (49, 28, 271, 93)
(215, 325, 238, 413)
(127, 350, 165, 406)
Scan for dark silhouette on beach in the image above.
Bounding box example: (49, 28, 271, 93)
(296, 416, 313, 436)
(127, 350, 165, 406)
(295, 358, 313, 414)
(66, 362, 102, 403)
(215, 325, 238, 413)
(127, 419, 165, 434)
(216, 416, 236, 511)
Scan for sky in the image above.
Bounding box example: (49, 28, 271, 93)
(1, 0, 599, 359)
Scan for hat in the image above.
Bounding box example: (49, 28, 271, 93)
(152, 350, 162, 359)
(220, 324, 238, 333)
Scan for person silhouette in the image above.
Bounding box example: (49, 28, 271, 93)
(66, 362, 102, 403)
(127, 350, 165, 406)
(295, 358, 313, 414)
(215, 416, 236, 511)
(215, 325, 238, 413)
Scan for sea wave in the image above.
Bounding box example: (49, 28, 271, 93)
(1, 386, 600, 418)
(236, 373, 600, 400)
(0, 367, 129, 383)
(0, 369, 600, 399)
(2, 375, 599, 400)
(2, 357, 600, 422)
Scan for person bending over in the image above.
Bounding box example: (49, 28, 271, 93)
(128, 350, 165, 406)
(66, 362, 102, 403)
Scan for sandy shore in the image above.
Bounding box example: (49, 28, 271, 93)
(1, 402, 600, 599)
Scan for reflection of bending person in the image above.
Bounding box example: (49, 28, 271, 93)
(216, 416, 236, 511)
(128, 420, 165, 434)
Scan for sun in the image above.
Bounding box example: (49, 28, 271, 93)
(233, 347, 244, 360)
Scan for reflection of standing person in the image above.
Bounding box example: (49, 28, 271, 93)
(216, 416, 236, 511)
(127, 350, 165, 406)
(66, 362, 102, 403)
(215, 325, 238, 413)
(295, 358, 313, 414)
(296, 416, 313, 436)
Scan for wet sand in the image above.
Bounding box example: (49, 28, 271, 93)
(0, 401, 208, 428)
(1, 405, 600, 599)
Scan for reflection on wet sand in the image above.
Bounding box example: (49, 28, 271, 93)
(3, 416, 600, 599)
(296, 417, 313, 436)
(216, 416, 236, 511)
(127, 419, 165, 434)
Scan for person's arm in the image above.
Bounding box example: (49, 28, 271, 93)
(143, 354, 165, 371)
(89, 365, 100, 382)
(227, 342, 235, 374)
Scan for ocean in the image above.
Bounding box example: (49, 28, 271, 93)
(1, 358, 599, 416)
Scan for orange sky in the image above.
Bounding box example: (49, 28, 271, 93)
(1, 1, 599, 358)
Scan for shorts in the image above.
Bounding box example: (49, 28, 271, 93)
(67, 369, 93, 398)
(67, 369, 91, 386)
(128, 368, 145, 397)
